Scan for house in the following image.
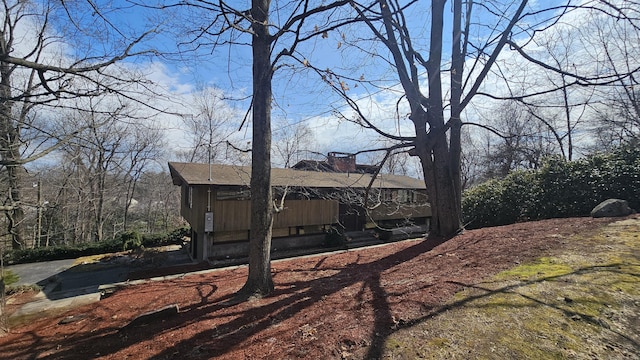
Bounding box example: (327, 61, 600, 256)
(168, 160, 431, 262)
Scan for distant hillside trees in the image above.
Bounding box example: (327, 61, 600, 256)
(0, 0, 159, 250)
(0, 100, 181, 250)
(49, 101, 168, 244)
(11, 166, 183, 249)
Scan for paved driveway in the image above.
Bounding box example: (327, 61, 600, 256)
(6, 259, 76, 287)
(5, 246, 194, 321)
(5, 245, 193, 300)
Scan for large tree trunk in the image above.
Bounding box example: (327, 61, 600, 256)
(375, 0, 462, 238)
(427, 139, 461, 237)
(449, 0, 464, 222)
(236, 0, 275, 300)
(415, 117, 461, 238)
(0, 56, 26, 250)
(420, 0, 461, 238)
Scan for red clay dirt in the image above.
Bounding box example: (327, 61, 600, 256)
(0, 216, 627, 359)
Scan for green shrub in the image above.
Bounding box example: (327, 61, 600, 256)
(2, 227, 189, 265)
(141, 227, 189, 248)
(120, 230, 142, 251)
(463, 144, 640, 229)
(462, 178, 508, 227)
(1, 269, 19, 286)
(325, 227, 347, 248)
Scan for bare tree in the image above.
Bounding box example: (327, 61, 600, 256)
(176, 87, 238, 163)
(504, 26, 599, 161)
(234, 0, 276, 299)
(45, 96, 164, 243)
(273, 121, 315, 168)
(119, 124, 165, 232)
(0, 0, 157, 249)
(55, 101, 126, 242)
(136, 171, 183, 234)
(589, 11, 640, 147)
(317, 0, 640, 237)
(157, 0, 355, 300)
(476, 101, 557, 179)
(459, 127, 485, 190)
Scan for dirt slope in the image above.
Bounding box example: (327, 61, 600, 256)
(1, 215, 637, 359)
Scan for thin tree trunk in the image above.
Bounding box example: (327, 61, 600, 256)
(561, 75, 573, 161)
(95, 169, 105, 242)
(6, 165, 26, 249)
(124, 179, 137, 231)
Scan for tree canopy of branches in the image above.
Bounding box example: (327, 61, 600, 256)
(141, 0, 640, 300)
(159, 0, 357, 299)
(313, 0, 640, 238)
(0, 0, 161, 249)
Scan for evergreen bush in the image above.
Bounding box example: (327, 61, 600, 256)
(120, 231, 143, 251)
(141, 227, 189, 248)
(324, 227, 347, 248)
(2, 227, 189, 265)
(463, 144, 640, 229)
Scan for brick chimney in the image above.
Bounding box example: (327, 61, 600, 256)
(327, 152, 356, 173)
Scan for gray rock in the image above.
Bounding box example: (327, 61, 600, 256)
(590, 199, 634, 218)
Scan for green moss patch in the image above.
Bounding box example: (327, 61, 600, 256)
(383, 218, 640, 359)
(495, 256, 573, 281)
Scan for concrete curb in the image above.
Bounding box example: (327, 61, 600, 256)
(10, 291, 102, 319)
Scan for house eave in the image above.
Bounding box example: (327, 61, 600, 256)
(167, 162, 426, 190)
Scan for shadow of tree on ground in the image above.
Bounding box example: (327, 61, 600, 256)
(1, 216, 626, 360)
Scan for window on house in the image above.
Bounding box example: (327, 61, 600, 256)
(217, 189, 251, 200)
(395, 190, 416, 204)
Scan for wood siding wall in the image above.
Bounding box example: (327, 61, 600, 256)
(181, 185, 429, 245)
(213, 199, 339, 232)
(180, 185, 213, 232)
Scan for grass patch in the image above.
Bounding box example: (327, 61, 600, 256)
(5, 284, 41, 296)
(1, 269, 19, 287)
(73, 254, 109, 265)
(383, 218, 640, 359)
(495, 256, 573, 281)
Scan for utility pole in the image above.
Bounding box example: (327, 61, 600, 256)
(36, 179, 42, 248)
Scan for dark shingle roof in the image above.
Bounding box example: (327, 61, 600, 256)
(168, 162, 426, 190)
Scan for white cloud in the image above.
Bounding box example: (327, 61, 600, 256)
(20, 0, 640, 175)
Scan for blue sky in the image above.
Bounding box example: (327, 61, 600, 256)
(111, 0, 535, 155)
(41, 0, 636, 170)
